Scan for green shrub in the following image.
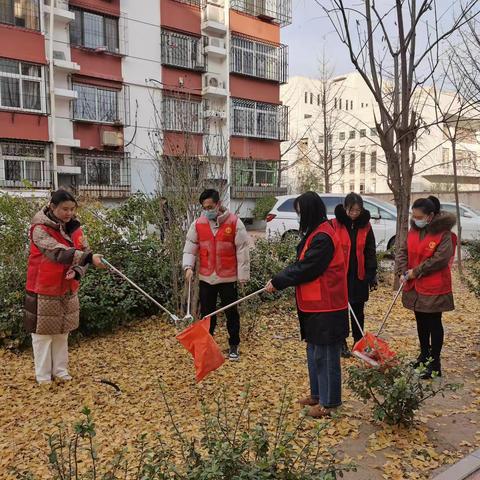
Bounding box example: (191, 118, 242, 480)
(252, 195, 277, 221)
(0, 194, 301, 346)
(346, 358, 460, 426)
(0, 194, 39, 348)
(14, 389, 355, 480)
(466, 240, 480, 297)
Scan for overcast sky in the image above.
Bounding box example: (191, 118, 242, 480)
(282, 0, 353, 79)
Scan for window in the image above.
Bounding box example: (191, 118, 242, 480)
(359, 183, 365, 194)
(163, 95, 202, 133)
(75, 152, 129, 188)
(341, 154, 345, 173)
(317, 94, 320, 106)
(304, 113, 312, 119)
(0, 58, 44, 112)
(360, 129, 366, 138)
(322, 196, 343, 215)
(370, 127, 378, 136)
(339, 99, 342, 109)
(327, 134, 333, 145)
(349, 130, 355, 139)
(349, 182, 355, 192)
(339, 131, 345, 141)
(349, 153, 355, 174)
(361, 102, 364, 108)
(371, 151, 377, 173)
(278, 198, 295, 212)
(371, 178, 376, 192)
(310, 92, 313, 104)
(334, 98, 337, 109)
(161, 30, 204, 71)
(0, 141, 48, 187)
(232, 159, 278, 187)
(231, 35, 287, 83)
(442, 148, 450, 163)
(304, 91, 308, 103)
(360, 152, 366, 173)
(0, 0, 39, 30)
(231, 99, 288, 140)
(73, 83, 120, 123)
(350, 100, 353, 110)
(345, 99, 349, 111)
(70, 8, 119, 53)
(318, 135, 324, 144)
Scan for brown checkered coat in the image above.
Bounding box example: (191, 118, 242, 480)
(24, 208, 91, 335)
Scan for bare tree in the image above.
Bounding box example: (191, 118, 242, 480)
(429, 51, 479, 278)
(316, 0, 479, 264)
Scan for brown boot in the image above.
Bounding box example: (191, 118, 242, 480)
(298, 396, 318, 407)
(306, 405, 336, 418)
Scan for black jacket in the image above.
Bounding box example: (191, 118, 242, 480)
(334, 205, 377, 303)
(271, 221, 348, 345)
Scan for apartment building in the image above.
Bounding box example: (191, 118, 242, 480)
(282, 73, 480, 195)
(0, 0, 291, 217)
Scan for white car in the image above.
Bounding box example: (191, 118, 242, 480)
(440, 202, 480, 242)
(266, 193, 398, 252)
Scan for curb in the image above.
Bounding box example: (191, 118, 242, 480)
(432, 449, 480, 480)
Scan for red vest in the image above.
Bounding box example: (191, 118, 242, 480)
(296, 221, 348, 313)
(26, 225, 85, 296)
(332, 219, 371, 280)
(405, 229, 457, 296)
(195, 214, 238, 278)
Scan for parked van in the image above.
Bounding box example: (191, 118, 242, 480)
(266, 194, 398, 252)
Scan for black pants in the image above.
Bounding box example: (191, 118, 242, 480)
(199, 281, 240, 346)
(349, 302, 365, 344)
(414, 311, 444, 360)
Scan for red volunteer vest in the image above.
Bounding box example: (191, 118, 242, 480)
(332, 219, 371, 280)
(195, 213, 238, 278)
(296, 221, 348, 313)
(405, 229, 457, 296)
(26, 225, 85, 296)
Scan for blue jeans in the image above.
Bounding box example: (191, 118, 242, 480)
(306, 342, 342, 408)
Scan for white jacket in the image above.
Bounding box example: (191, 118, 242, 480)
(182, 209, 251, 285)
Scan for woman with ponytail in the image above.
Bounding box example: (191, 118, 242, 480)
(396, 195, 456, 378)
(24, 190, 105, 384)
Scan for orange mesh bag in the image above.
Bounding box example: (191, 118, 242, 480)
(352, 332, 396, 367)
(176, 317, 225, 382)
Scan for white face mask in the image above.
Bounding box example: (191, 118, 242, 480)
(414, 218, 429, 229)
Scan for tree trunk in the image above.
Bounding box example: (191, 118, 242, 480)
(451, 140, 463, 279)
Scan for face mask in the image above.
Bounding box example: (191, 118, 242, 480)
(414, 219, 429, 229)
(203, 209, 218, 221)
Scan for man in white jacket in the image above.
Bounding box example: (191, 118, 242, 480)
(183, 189, 251, 360)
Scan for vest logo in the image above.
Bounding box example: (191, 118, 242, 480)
(225, 227, 233, 235)
(428, 241, 436, 250)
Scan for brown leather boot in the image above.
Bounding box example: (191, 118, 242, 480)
(298, 396, 318, 407)
(306, 405, 336, 418)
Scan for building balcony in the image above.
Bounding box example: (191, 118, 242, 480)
(54, 87, 78, 100)
(231, 99, 288, 141)
(231, 34, 288, 84)
(72, 152, 131, 199)
(161, 30, 206, 71)
(231, 185, 287, 199)
(230, 0, 292, 27)
(53, 57, 80, 72)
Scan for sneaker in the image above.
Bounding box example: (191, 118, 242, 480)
(37, 379, 52, 386)
(420, 359, 441, 379)
(55, 374, 73, 382)
(298, 396, 318, 407)
(412, 351, 430, 369)
(228, 345, 240, 361)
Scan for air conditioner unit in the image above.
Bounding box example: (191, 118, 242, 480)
(101, 131, 124, 147)
(205, 74, 224, 89)
(205, 4, 224, 23)
(204, 109, 227, 119)
(208, 0, 224, 6)
(209, 37, 224, 49)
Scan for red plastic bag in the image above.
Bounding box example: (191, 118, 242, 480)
(352, 332, 396, 367)
(176, 317, 225, 382)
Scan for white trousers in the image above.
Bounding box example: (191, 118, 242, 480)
(31, 333, 69, 382)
